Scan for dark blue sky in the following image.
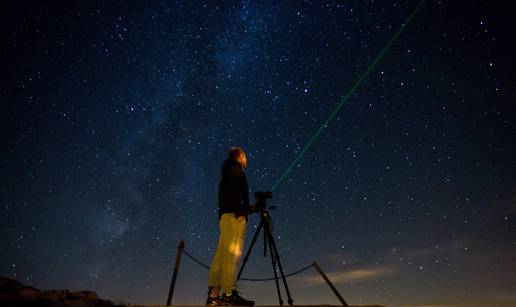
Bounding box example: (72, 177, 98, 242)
(2, 1, 516, 306)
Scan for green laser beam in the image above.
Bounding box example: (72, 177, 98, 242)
(270, 0, 427, 192)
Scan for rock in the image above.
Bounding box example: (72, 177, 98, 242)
(54, 299, 94, 307)
(69, 291, 99, 301)
(37, 289, 71, 302)
(0, 277, 127, 307)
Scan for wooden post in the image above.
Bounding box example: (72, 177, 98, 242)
(312, 261, 349, 307)
(167, 240, 185, 306)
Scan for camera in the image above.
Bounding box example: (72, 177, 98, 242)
(253, 191, 273, 212)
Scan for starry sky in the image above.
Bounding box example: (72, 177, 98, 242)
(2, 1, 516, 307)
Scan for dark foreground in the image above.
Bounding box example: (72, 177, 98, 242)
(1, 277, 385, 307)
(135, 305, 386, 307)
(0, 277, 127, 307)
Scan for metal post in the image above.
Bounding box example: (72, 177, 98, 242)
(167, 241, 185, 306)
(312, 261, 349, 307)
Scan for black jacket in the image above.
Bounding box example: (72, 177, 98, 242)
(218, 158, 250, 220)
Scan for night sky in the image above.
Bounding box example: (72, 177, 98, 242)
(2, 1, 516, 307)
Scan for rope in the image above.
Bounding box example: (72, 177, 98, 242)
(183, 249, 211, 270)
(183, 249, 313, 282)
(240, 264, 313, 282)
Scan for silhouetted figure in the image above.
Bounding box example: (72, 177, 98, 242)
(206, 147, 255, 306)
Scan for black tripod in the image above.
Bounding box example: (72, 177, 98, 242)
(237, 192, 294, 306)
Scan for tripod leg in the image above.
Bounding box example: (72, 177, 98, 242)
(263, 226, 267, 257)
(268, 231, 294, 306)
(266, 230, 284, 306)
(237, 221, 263, 280)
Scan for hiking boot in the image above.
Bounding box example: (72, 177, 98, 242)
(206, 296, 230, 306)
(220, 291, 254, 306)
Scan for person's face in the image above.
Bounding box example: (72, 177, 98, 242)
(238, 153, 247, 169)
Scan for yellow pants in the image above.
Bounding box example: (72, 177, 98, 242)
(208, 213, 247, 295)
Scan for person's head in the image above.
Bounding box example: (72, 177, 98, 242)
(228, 146, 247, 169)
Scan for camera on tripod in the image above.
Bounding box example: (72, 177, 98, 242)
(253, 191, 273, 212)
(240, 190, 294, 306)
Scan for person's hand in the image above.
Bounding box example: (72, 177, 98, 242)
(251, 201, 266, 213)
(250, 201, 258, 214)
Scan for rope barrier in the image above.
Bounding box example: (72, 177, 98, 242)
(183, 249, 313, 282)
(169, 243, 348, 306)
(183, 249, 211, 270)
(240, 264, 314, 282)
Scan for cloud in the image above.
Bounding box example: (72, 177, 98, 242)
(491, 291, 516, 301)
(318, 251, 362, 266)
(293, 265, 397, 285)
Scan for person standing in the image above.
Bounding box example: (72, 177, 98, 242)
(207, 147, 255, 306)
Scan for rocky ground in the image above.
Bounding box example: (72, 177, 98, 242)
(0, 277, 129, 307)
